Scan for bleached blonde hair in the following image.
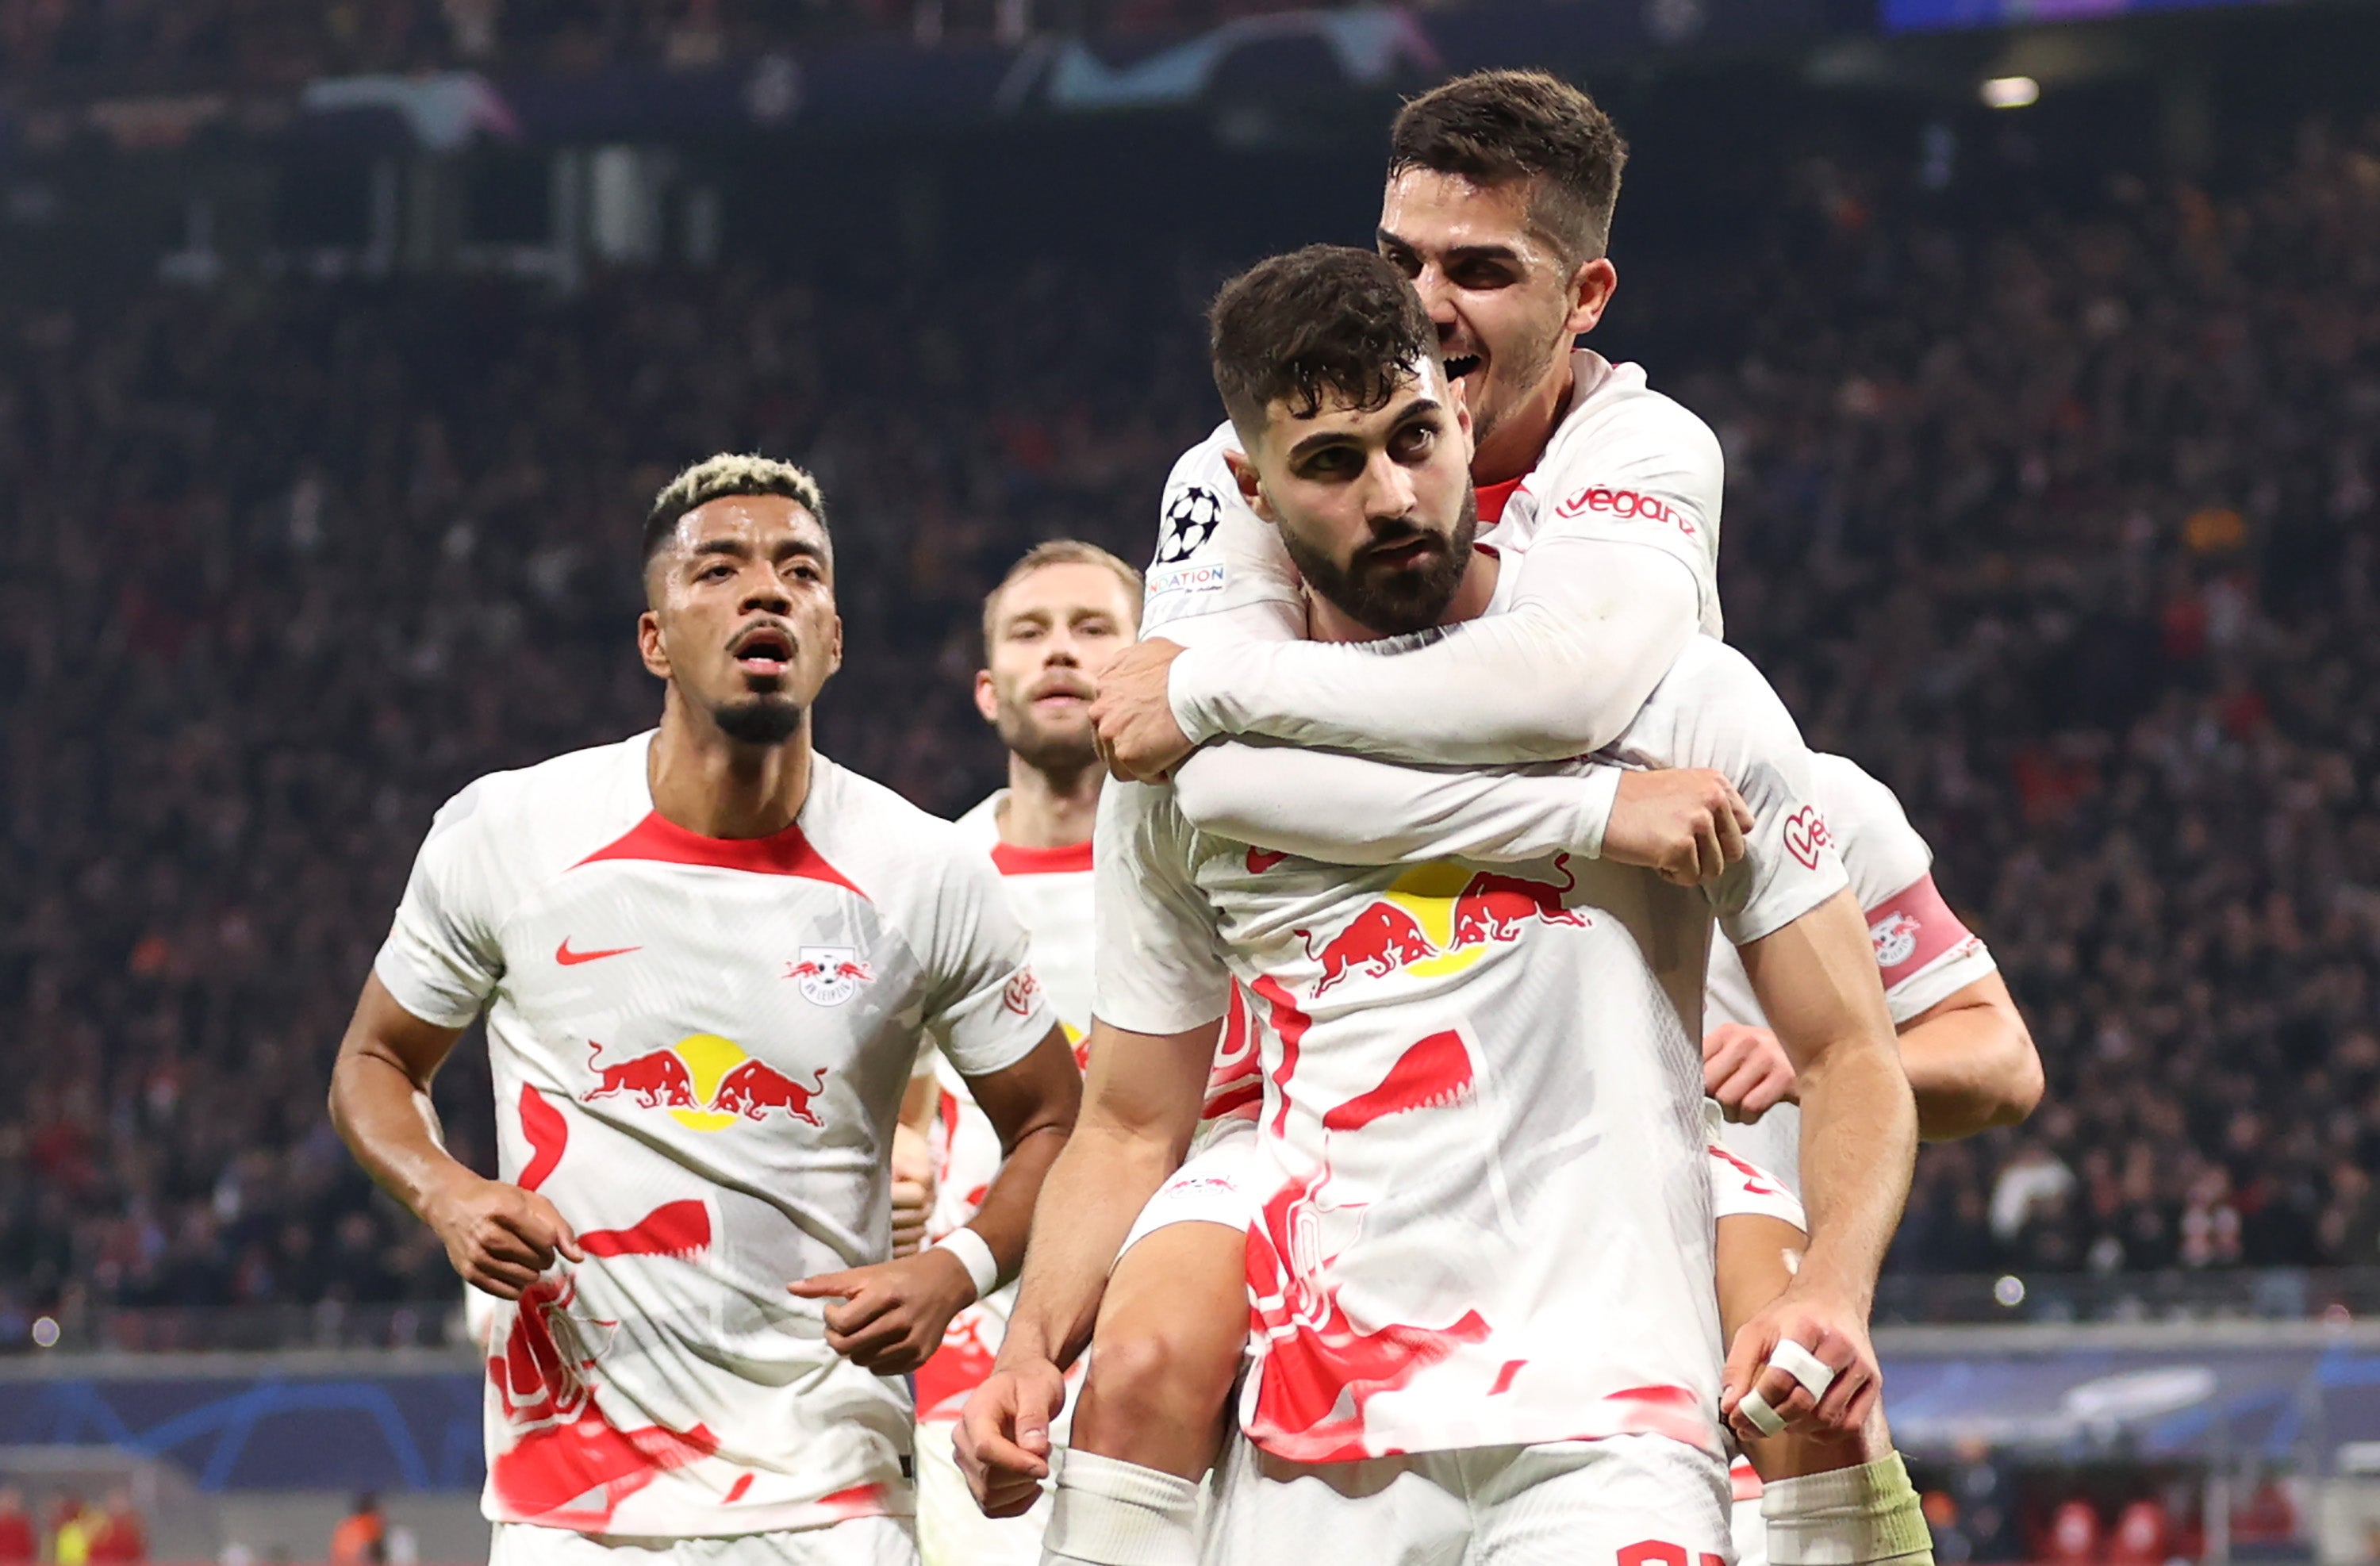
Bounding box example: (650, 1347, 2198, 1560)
(643, 453, 827, 563)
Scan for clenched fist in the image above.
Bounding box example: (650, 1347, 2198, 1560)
(1089, 639, 1192, 781)
(1602, 768, 1752, 886)
(789, 1249, 977, 1375)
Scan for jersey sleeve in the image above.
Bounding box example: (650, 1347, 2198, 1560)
(1163, 521, 1698, 766)
(1813, 754, 1997, 1025)
(1657, 648, 1849, 947)
(373, 780, 507, 1030)
(1140, 428, 1305, 640)
(917, 848, 1057, 1080)
(1525, 388, 1726, 638)
(1170, 742, 1624, 866)
(1091, 781, 1232, 1035)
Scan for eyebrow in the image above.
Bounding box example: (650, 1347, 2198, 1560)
(1284, 397, 1444, 464)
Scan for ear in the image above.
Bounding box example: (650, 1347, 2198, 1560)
(1566, 256, 1618, 337)
(973, 668, 1000, 725)
(638, 608, 670, 680)
(1223, 447, 1276, 525)
(826, 613, 844, 676)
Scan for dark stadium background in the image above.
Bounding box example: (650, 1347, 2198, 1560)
(6, 0, 2380, 1557)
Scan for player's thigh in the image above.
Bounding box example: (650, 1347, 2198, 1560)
(1470, 1435, 1731, 1566)
(914, 1419, 1046, 1566)
(491, 1522, 917, 1566)
(1199, 1434, 1466, 1566)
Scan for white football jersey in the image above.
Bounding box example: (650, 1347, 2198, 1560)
(1704, 754, 1995, 1196)
(1095, 636, 1848, 1465)
(913, 792, 1263, 1421)
(912, 793, 1096, 1424)
(1145, 350, 1725, 640)
(374, 735, 1054, 1537)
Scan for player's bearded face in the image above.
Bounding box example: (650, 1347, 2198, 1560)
(1378, 170, 1587, 455)
(639, 496, 843, 747)
(977, 563, 1137, 773)
(1260, 368, 1479, 639)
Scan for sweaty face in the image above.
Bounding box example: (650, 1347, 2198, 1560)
(1247, 361, 1478, 638)
(639, 495, 842, 746)
(976, 562, 1138, 773)
(1377, 170, 1586, 458)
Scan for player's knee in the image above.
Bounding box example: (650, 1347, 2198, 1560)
(1084, 1318, 1236, 1430)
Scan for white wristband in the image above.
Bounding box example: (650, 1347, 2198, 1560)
(933, 1227, 1000, 1300)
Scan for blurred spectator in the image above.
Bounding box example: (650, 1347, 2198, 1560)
(85, 1491, 145, 1565)
(0, 1489, 33, 1566)
(7, 94, 2380, 1318)
(329, 1494, 386, 1566)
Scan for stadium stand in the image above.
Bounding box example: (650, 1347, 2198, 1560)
(6, 63, 2380, 1338)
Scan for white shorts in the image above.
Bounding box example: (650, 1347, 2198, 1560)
(1200, 1431, 1731, 1565)
(1117, 1118, 1260, 1262)
(1707, 1144, 1805, 1230)
(912, 1421, 1046, 1566)
(1729, 1457, 1767, 1566)
(489, 1519, 914, 1566)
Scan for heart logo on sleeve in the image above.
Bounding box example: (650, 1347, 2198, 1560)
(1783, 806, 1833, 870)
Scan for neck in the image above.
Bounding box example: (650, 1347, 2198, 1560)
(1469, 347, 1576, 486)
(1308, 547, 1499, 645)
(999, 750, 1102, 849)
(647, 687, 814, 838)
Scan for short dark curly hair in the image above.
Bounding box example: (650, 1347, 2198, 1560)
(1208, 245, 1442, 439)
(1388, 70, 1629, 263)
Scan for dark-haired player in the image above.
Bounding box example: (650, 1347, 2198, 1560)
(963, 250, 1919, 1564)
(329, 455, 1081, 1566)
(1100, 69, 1718, 788)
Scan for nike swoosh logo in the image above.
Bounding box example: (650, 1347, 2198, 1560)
(556, 938, 641, 966)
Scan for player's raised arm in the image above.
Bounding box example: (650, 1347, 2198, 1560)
(329, 976, 584, 1299)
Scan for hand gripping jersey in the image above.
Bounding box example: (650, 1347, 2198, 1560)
(1703, 753, 1996, 1197)
(1094, 637, 1848, 1467)
(374, 735, 1054, 1538)
(1146, 351, 1726, 768)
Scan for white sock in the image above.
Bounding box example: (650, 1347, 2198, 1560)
(1041, 1449, 1203, 1566)
(1760, 1453, 1933, 1566)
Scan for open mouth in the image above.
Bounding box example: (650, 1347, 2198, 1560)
(1444, 353, 1483, 381)
(1364, 535, 1441, 573)
(730, 624, 793, 676)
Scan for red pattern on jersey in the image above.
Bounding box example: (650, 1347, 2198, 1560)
(518, 1086, 566, 1193)
(570, 812, 864, 897)
(913, 1309, 1001, 1424)
(1705, 1142, 1788, 1200)
(989, 839, 1094, 876)
(1202, 983, 1263, 1124)
(487, 1199, 725, 1527)
(1243, 1031, 1494, 1461)
(579, 1199, 712, 1259)
(1475, 474, 1526, 524)
(1250, 976, 1310, 1138)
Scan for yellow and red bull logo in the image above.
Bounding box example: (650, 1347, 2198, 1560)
(581, 1036, 827, 1130)
(1296, 858, 1590, 997)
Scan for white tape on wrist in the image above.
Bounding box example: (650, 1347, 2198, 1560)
(933, 1227, 1000, 1299)
(1768, 1338, 1837, 1401)
(1737, 1387, 1787, 1437)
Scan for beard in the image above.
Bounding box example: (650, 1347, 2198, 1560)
(1283, 486, 1479, 639)
(1468, 313, 1567, 453)
(994, 697, 1100, 778)
(713, 693, 807, 746)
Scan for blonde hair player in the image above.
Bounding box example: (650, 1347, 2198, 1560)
(902, 541, 1142, 1566)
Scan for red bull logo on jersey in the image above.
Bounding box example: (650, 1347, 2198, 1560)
(1870, 910, 1921, 969)
(1294, 858, 1592, 998)
(784, 946, 872, 1007)
(582, 1035, 830, 1131)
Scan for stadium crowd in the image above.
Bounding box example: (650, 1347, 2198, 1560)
(6, 105, 2380, 1329)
